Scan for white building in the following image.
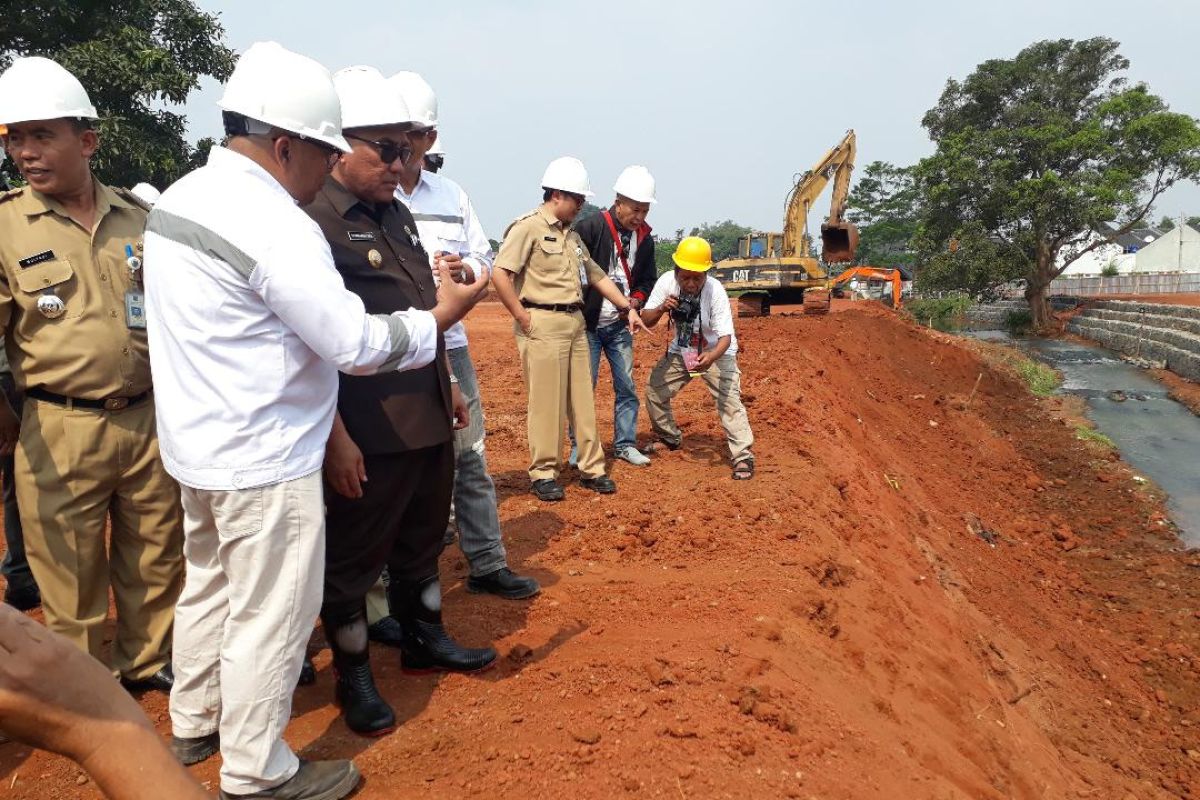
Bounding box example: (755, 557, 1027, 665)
(1057, 223, 1160, 276)
(1129, 223, 1200, 273)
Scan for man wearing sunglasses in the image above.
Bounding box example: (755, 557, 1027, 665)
(304, 66, 498, 739)
(144, 45, 486, 800)
(391, 72, 540, 601)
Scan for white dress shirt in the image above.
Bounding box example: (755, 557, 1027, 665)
(396, 170, 492, 350)
(645, 272, 739, 356)
(144, 146, 438, 491)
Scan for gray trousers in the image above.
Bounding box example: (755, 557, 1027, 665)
(447, 345, 507, 577)
(645, 352, 755, 465)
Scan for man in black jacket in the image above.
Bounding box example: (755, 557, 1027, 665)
(573, 165, 657, 466)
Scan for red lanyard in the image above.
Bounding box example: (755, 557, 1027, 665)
(601, 210, 633, 286)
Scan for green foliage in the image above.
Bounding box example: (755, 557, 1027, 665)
(688, 220, 752, 262)
(903, 293, 972, 326)
(912, 37, 1200, 321)
(1157, 215, 1200, 231)
(847, 161, 919, 266)
(1074, 425, 1115, 448)
(0, 1, 235, 189)
(1100, 260, 1121, 277)
(913, 221, 1027, 298)
(1014, 358, 1061, 397)
(1004, 309, 1033, 335)
(654, 238, 677, 276)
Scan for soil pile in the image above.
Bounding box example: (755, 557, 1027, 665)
(3, 304, 1198, 799)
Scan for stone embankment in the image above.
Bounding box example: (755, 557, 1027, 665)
(1069, 300, 1200, 381)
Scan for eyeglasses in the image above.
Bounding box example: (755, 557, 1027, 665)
(272, 134, 342, 170)
(345, 134, 412, 165)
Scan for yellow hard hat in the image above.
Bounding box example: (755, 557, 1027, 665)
(672, 236, 713, 272)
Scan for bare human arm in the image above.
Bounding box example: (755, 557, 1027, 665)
(0, 605, 208, 800)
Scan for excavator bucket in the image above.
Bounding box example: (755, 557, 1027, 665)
(820, 222, 859, 264)
(803, 288, 831, 315)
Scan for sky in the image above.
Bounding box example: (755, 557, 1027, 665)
(180, 0, 1200, 239)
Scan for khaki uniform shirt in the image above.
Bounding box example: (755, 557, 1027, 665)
(0, 181, 151, 398)
(305, 177, 452, 455)
(495, 206, 606, 305)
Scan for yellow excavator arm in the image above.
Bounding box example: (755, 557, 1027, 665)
(779, 129, 858, 262)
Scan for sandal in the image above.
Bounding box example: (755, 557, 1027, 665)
(732, 459, 755, 480)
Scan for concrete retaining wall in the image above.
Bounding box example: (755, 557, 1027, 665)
(1069, 301, 1200, 382)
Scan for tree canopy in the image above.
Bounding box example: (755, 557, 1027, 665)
(1, 0, 235, 190)
(688, 220, 752, 262)
(912, 37, 1200, 326)
(846, 161, 919, 267)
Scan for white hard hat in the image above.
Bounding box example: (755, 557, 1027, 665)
(218, 42, 350, 153)
(426, 134, 445, 156)
(130, 182, 161, 206)
(389, 71, 437, 129)
(0, 56, 98, 125)
(333, 66, 413, 130)
(613, 165, 656, 204)
(541, 156, 593, 197)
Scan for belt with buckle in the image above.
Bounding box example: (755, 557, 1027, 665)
(27, 387, 151, 411)
(520, 300, 584, 313)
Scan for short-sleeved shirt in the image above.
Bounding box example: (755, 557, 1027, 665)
(494, 206, 606, 305)
(646, 272, 739, 356)
(0, 181, 151, 398)
(306, 177, 452, 455)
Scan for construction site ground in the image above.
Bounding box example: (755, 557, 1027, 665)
(3, 303, 1200, 799)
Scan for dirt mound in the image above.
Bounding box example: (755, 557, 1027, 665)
(3, 304, 1199, 799)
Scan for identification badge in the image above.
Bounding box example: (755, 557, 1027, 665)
(348, 231, 376, 242)
(125, 290, 147, 329)
(575, 246, 587, 287)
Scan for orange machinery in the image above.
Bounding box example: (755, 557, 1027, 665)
(802, 266, 904, 315)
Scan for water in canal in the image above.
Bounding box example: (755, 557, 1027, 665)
(972, 332, 1200, 547)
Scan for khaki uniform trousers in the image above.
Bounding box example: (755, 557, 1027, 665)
(515, 308, 605, 481)
(14, 396, 182, 680)
(645, 352, 755, 465)
(170, 470, 324, 795)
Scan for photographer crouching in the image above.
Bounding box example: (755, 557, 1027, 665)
(639, 237, 755, 480)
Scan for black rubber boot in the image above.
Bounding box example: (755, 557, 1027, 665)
(391, 575, 498, 674)
(322, 608, 396, 737)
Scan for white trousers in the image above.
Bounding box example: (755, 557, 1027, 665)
(169, 470, 325, 795)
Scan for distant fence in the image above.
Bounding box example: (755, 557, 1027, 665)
(1049, 272, 1200, 296)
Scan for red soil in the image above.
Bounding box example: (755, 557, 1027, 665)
(3, 304, 1199, 799)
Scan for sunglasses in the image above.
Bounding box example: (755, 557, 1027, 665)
(345, 134, 412, 165)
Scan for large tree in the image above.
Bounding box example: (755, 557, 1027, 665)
(1, 1, 235, 190)
(846, 160, 919, 267)
(914, 37, 1200, 327)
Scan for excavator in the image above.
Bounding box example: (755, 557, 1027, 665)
(712, 130, 859, 316)
(801, 265, 905, 315)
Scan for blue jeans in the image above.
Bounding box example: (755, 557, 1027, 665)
(0, 373, 33, 591)
(448, 346, 507, 577)
(586, 321, 639, 451)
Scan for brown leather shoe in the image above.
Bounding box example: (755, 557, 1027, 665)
(218, 759, 360, 799)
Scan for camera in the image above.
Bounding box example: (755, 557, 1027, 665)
(671, 293, 702, 347)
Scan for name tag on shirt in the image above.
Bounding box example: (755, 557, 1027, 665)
(18, 250, 55, 268)
(347, 231, 377, 242)
(125, 290, 147, 329)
